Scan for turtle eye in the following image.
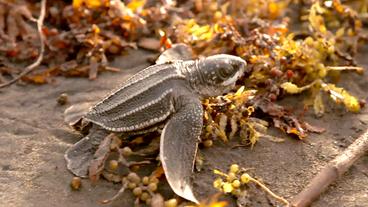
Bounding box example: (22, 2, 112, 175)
(219, 66, 234, 78)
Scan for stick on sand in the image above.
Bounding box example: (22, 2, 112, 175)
(291, 128, 368, 207)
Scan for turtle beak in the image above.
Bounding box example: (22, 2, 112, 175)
(221, 71, 241, 86)
(234, 58, 247, 77)
(221, 58, 247, 87)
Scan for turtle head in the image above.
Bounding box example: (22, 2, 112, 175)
(195, 54, 246, 97)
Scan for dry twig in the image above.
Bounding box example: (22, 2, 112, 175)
(291, 128, 368, 207)
(248, 176, 290, 206)
(326, 66, 364, 74)
(0, 0, 46, 89)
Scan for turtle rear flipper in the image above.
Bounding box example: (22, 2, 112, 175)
(65, 126, 108, 177)
(160, 94, 203, 204)
(64, 102, 95, 133)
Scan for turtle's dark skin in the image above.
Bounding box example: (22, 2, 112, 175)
(65, 52, 246, 203)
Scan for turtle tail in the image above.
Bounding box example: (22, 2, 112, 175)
(64, 126, 108, 177)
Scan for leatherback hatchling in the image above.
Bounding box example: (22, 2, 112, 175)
(65, 52, 246, 203)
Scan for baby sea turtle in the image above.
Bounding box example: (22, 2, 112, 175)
(65, 51, 246, 203)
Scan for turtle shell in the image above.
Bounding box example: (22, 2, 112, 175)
(84, 63, 186, 132)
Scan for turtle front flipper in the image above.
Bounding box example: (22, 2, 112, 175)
(65, 126, 109, 177)
(156, 43, 193, 64)
(160, 95, 203, 204)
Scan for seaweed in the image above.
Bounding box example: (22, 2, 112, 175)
(5, 0, 366, 206)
